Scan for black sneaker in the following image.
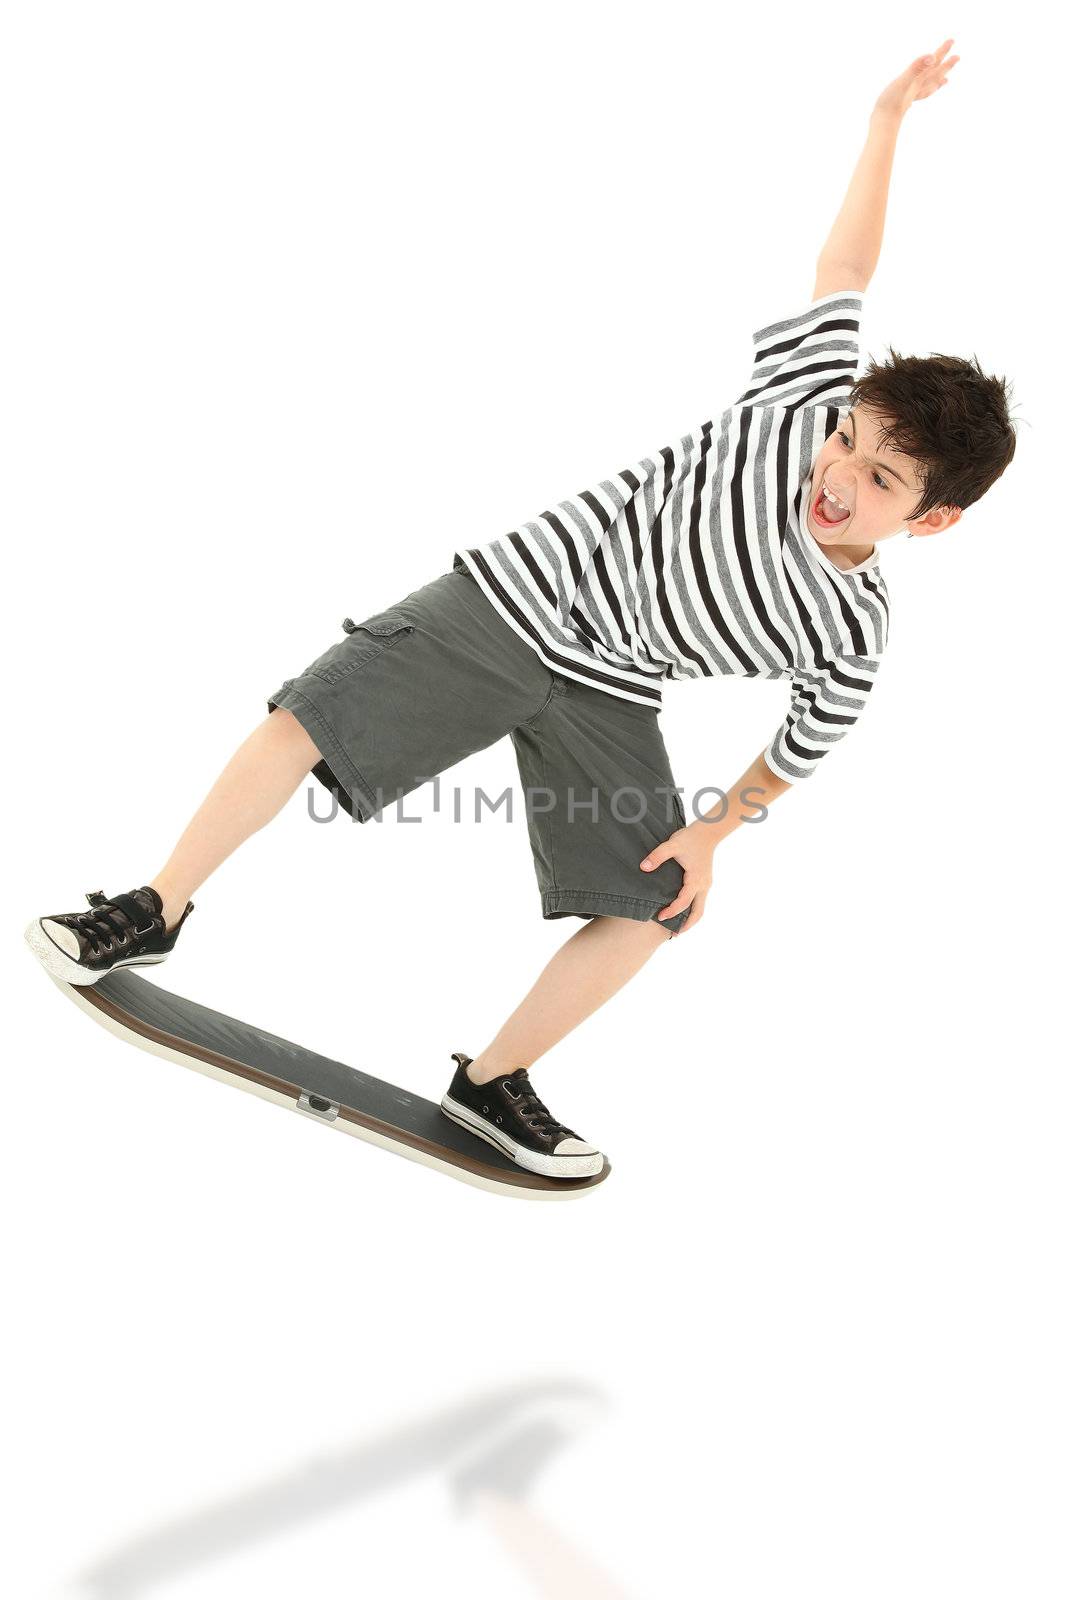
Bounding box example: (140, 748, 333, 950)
(25, 886, 193, 988)
(441, 1054, 604, 1179)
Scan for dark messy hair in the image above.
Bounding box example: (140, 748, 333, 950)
(845, 349, 1018, 523)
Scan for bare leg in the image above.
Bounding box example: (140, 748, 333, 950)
(466, 915, 671, 1084)
(149, 710, 320, 929)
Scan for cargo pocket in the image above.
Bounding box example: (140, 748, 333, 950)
(309, 612, 415, 685)
(343, 606, 415, 638)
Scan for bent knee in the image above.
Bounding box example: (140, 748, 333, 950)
(596, 913, 677, 947)
(267, 704, 322, 763)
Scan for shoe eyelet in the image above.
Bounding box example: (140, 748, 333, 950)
(482, 1105, 489, 1114)
(496, 1117, 502, 1125)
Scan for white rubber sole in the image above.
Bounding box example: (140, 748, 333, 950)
(440, 1093, 604, 1179)
(24, 918, 168, 988)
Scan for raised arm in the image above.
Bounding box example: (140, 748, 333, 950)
(814, 39, 959, 297)
(644, 40, 960, 938)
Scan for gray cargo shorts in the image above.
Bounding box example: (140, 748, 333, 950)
(268, 558, 692, 935)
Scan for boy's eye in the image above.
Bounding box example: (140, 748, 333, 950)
(836, 430, 889, 491)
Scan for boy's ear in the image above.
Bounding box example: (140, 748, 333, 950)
(911, 505, 962, 537)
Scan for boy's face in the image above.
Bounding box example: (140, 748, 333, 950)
(808, 403, 959, 552)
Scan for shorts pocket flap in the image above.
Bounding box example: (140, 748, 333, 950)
(342, 612, 413, 636)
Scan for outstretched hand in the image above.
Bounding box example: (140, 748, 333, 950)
(874, 39, 960, 119)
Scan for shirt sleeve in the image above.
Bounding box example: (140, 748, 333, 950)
(763, 652, 882, 783)
(735, 290, 864, 409)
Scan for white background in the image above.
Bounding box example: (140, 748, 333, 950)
(3, 2, 1064, 1595)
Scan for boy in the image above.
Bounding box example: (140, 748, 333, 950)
(26, 40, 1015, 1181)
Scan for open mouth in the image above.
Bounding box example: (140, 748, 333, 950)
(812, 481, 851, 529)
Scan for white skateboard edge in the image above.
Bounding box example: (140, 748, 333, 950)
(48, 974, 596, 1203)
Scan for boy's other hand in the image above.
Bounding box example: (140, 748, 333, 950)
(640, 822, 717, 936)
(874, 39, 960, 120)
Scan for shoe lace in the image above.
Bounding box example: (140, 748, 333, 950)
(505, 1070, 571, 1138)
(71, 894, 155, 956)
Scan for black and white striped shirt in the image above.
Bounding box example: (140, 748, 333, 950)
(456, 291, 889, 781)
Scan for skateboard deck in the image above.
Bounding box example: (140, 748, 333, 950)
(49, 969, 611, 1200)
